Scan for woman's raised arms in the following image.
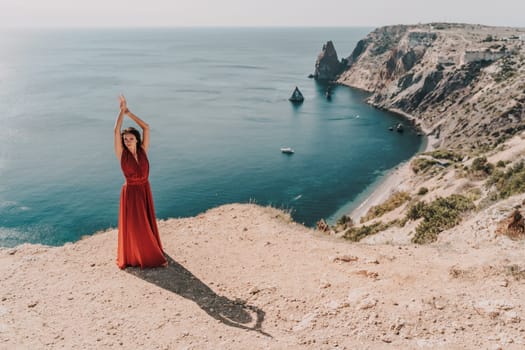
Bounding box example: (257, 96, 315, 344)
(113, 95, 126, 160)
(125, 109, 150, 153)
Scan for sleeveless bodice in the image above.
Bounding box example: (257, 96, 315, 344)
(121, 147, 149, 185)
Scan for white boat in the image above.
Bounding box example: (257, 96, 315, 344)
(280, 147, 294, 154)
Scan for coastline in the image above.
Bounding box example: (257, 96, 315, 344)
(326, 81, 437, 224)
(346, 106, 435, 223)
(348, 160, 413, 222)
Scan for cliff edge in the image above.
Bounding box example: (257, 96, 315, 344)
(1, 203, 524, 349)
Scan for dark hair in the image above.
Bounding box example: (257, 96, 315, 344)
(121, 127, 142, 149)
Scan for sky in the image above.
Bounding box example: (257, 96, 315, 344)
(0, 0, 524, 28)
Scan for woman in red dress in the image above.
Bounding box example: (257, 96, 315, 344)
(114, 95, 168, 269)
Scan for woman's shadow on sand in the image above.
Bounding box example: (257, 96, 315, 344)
(127, 254, 270, 337)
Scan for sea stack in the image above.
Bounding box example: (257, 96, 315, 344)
(313, 41, 346, 81)
(289, 86, 304, 103)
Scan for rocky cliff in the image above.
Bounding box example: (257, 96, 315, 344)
(337, 23, 525, 152)
(313, 41, 346, 81)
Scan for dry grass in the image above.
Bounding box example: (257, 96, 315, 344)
(360, 191, 411, 223)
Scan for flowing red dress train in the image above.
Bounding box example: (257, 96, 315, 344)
(117, 147, 167, 269)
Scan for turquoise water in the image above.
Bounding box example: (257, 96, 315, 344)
(0, 28, 422, 247)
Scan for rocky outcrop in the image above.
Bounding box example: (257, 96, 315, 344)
(497, 209, 525, 240)
(314, 41, 346, 81)
(289, 86, 304, 103)
(337, 23, 525, 152)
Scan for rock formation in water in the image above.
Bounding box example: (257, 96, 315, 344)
(289, 86, 304, 103)
(314, 41, 347, 82)
(337, 23, 525, 152)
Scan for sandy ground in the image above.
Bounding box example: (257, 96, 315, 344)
(1, 203, 524, 349)
(349, 161, 414, 223)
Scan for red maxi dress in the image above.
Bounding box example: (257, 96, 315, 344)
(117, 147, 167, 269)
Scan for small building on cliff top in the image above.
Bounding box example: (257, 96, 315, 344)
(461, 50, 509, 65)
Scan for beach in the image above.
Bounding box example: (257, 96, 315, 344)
(349, 161, 414, 222)
(349, 108, 436, 223)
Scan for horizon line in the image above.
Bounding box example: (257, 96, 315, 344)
(2, 22, 523, 30)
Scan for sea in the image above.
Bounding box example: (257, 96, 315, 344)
(0, 27, 423, 247)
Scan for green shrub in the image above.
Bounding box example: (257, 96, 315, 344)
(337, 215, 353, 226)
(343, 220, 399, 241)
(411, 158, 439, 174)
(407, 194, 475, 244)
(469, 156, 494, 179)
(486, 161, 525, 198)
(471, 157, 488, 171)
(343, 222, 384, 241)
(423, 149, 463, 162)
(398, 216, 409, 227)
(496, 160, 506, 168)
(406, 200, 427, 220)
(417, 187, 429, 195)
(360, 191, 411, 222)
(334, 215, 354, 231)
(464, 187, 482, 202)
